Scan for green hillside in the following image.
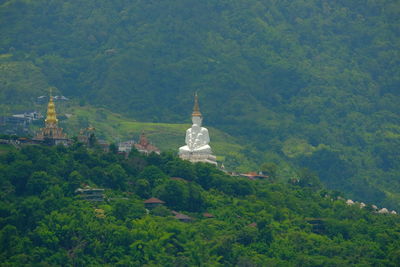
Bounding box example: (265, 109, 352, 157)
(63, 106, 258, 172)
(0, 144, 16, 155)
(1, 144, 399, 266)
(1, 0, 399, 208)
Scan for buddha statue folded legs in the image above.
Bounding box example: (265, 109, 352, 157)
(179, 144, 212, 155)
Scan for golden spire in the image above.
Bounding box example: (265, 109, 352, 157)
(192, 92, 202, 117)
(45, 88, 58, 125)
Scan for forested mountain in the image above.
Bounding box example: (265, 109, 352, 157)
(0, 0, 399, 208)
(1, 145, 399, 266)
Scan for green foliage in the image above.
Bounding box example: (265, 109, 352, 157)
(0, 145, 399, 265)
(138, 165, 168, 188)
(1, 2, 400, 263)
(260, 162, 278, 180)
(0, 61, 49, 105)
(297, 168, 322, 190)
(151, 205, 171, 217)
(1, 0, 399, 209)
(154, 179, 206, 212)
(26, 171, 54, 195)
(112, 199, 145, 221)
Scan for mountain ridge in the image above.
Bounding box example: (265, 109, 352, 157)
(1, 0, 399, 208)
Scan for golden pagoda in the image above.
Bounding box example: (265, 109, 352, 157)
(34, 89, 68, 145)
(192, 92, 202, 117)
(45, 94, 58, 125)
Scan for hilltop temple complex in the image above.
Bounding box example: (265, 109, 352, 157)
(17, 89, 217, 166)
(33, 91, 69, 145)
(118, 131, 160, 155)
(179, 93, 217, 165)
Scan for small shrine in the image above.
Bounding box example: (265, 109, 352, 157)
(172, 211, 193, 223)
(134, 131, 160, 155)
(144, 197, 165, 209)
(33, 90, 69, 145)
(77, 126, 96, 146)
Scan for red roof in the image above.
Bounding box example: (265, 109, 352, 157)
(174, 213, 192, 220)
(134, 132, 160, 153)
(203, 213, 215, 218)
(170, 177, 188, 182)
(248, 222, 257, 227)
(144, 197, 165, 204)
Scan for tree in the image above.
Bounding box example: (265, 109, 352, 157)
(151, 205, 171, 217)
(26, 171, 53, 195)
(297, 168, 322, 189)
(154, 180, 188, 210)
(67, 170, 84, 193)
(186, 183, 205, 212)
(106, 164, 128, 189)
(112, 199, 145, 220)
(138, 165, 168, 188)
(194, 163, 215, 189)
(134, 179, 151, 198)
(0, 225, 18, 256)
(260, 162, 278, 180)
(165, 159, 195, 181)
(109, 143, 118, 154)
(8, 160, 34, 195)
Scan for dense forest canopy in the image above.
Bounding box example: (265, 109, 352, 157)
(0, 0, 399, 208)
(0, 144, 399, 266)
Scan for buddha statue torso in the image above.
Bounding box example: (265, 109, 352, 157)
(180, 116, 211, 154)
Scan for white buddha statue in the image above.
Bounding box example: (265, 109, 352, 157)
(179, 93, 217, 165)
(180, 116, 212, 154)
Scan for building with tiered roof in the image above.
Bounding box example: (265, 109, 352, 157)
(33, 90, 69, 145)
(134, 132, 160, 154)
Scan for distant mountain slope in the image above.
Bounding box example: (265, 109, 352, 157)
(63, 106, 259, 172)
(0, 0, 399, 208)
(0, 60, 49, 106)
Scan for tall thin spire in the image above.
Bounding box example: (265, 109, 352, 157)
(139, 131, 149, 146)
(45, 88, 58, 125)
(192, 92, 202, 117)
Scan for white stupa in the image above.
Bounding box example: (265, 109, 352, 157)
(378, 208, 389, 214)
(179, 93, 217, 165)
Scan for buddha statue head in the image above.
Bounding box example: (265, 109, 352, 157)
(191, 92, 203, 127)
(192, 115, 202, 127)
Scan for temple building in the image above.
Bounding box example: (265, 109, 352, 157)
(118, 132, 160, 155)
(134, 131, 160, 154)
(33, 91, 69, 145)
(144, 197, 165, 209)
(118, 140, 136, 153)
(77, 126, 96, 146)
(75, 187, 105, 202)
(178, 93, 217, 165)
